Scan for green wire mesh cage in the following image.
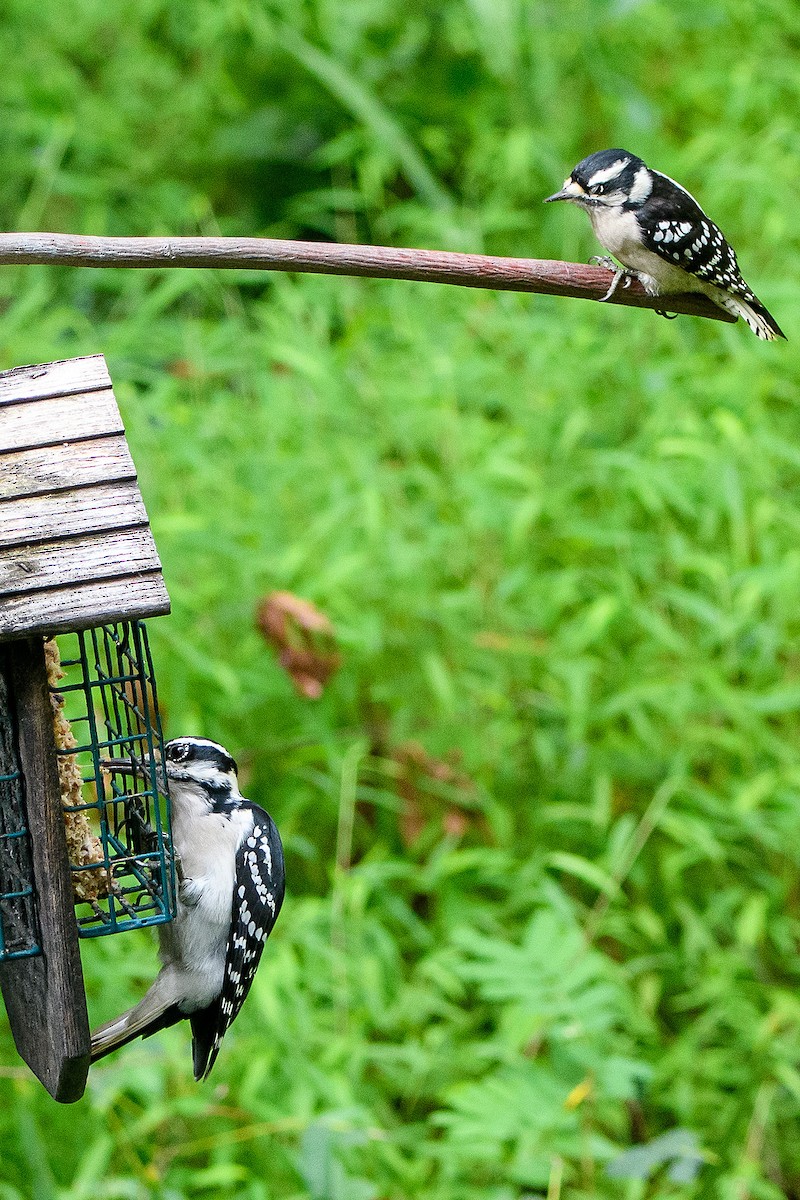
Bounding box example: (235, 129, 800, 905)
(0, 625, 177, 963)
(49, 621, 177, 938)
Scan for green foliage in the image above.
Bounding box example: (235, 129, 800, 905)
(607, 1129, 705, 1184)
(1, 1, 800, 1198)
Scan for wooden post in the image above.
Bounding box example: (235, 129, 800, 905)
(0, 639, 91, 1102)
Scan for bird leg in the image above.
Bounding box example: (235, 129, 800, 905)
(589, 256, 679, 318)
(173, 854, 201, 907)
(179, 876, 203, 908)
(589, 256, 637, 302)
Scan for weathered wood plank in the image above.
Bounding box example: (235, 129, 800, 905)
(0, 390, 124, 453)
(0, 435, 136, 501)
(0, 354, 170, 633)
(0, 355, 110, 406)
(0, 575, 171, 641)
(0, 528, 162, 598)
(0, 639, 91, 1102)
(0, 480, 148, 548)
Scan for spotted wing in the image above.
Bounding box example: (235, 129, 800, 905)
(637, 172, 757, 301)
(191, 806, 285, 1080)
(643, 215, 759, 300)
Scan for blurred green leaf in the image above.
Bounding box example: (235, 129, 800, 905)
(606, 1128, 705, 1182)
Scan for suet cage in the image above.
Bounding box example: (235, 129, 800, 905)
(0, 355, 172, 1101)
(0, 624, 175, 959)
(50, 622, 176, 937)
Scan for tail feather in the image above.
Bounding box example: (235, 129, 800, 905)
(718, 292, 786, 341)
(91, 975, 186, 1064)
(190, 1002, 222, 1081)
(91, 1002, 184, 1063)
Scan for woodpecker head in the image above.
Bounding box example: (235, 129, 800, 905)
(163, 737, 238, 784)
(162, 737, 242, 813)
(545, 149, 652, 210)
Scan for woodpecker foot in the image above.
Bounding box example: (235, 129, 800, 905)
(654, 309, 680, 320)
(179, 876, 202, 908)
(589, 255, 618, 271)
(589, 256, 636, 301)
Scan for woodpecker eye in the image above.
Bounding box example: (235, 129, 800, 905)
(168, 743, 192, 763)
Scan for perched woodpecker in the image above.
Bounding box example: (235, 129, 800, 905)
(545, 149, 785, 340)
(91, 737, 285, 1080)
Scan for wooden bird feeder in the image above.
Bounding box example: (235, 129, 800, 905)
(0, 354, 175, 1102)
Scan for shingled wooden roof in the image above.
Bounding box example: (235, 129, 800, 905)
(0, 354, 170, 641)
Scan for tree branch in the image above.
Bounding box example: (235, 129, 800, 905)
(0, 233, 736, 323)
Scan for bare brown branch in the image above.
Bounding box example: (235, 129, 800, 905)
(0, 233, 736, 323)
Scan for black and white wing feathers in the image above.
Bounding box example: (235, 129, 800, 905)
(190, 806, 285, 1081)
(636, 173, 746, 290)
(635, 171, 785, 339)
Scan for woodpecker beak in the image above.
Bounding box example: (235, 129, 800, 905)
(544, 179, 584, 204)
(102, 755, 167, 792)
(103, 756, 149, 777)
(104, 758, 146, 777)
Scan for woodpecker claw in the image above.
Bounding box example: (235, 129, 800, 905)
(179, 877, 202, 908)
(589, 255, 618, 271)
(589, 256, 636, 302)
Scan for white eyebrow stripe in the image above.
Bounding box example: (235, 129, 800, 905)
(587, 157, 631, 186)
(628, 165, 652, 203)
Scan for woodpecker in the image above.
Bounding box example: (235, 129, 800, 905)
(91, 737, 285, 1080)
(545, 149, 785, 340)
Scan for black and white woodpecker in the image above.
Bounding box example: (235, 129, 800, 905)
(545, 149, 785, 341)
(91, 737, 285, 1080)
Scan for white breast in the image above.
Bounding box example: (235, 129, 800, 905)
(587, 205, 642, 258)
(588, 205, 704, 295)
(157, 785, 254, 1010)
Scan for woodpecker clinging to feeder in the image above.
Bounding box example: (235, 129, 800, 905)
(545, 149, 785, 340)
(91, 737, 285, 1080)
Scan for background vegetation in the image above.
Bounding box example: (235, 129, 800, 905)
(1, 0, 800, 1195)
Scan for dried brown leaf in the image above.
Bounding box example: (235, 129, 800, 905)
(391, 741, 479, 848)
(256, 591, 341, 699)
